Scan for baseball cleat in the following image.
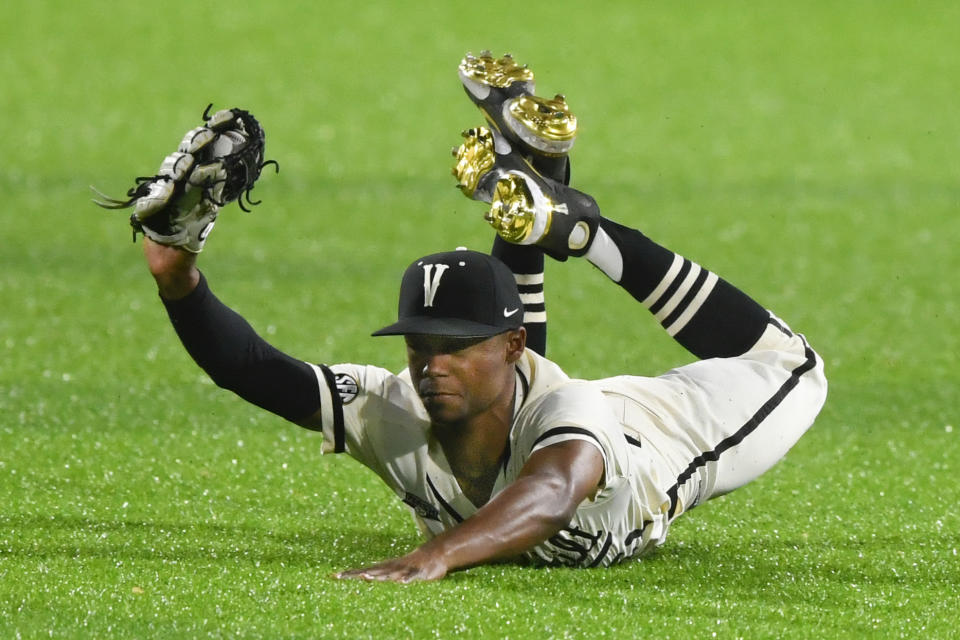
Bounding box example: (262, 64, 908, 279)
(452, 127, 497, 199)
(458, 51, 578, 159)
(503, 93, 578, 156)
(486, 167, 600, 260)
(451, 125, 598, 259)
(451, 126, 536, 203)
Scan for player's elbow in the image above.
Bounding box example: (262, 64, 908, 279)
(518, 441, 606, 530)
(524, 474, 584, 531)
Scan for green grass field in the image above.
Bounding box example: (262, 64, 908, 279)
(2, 1, 958, 637)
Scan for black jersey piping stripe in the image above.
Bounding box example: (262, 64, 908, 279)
(501, 441, 512, 471)
(531, 426, 603, 452)
(502, 366, 530, 471)
(666, 340, 818, 518)
(426, 473, 464, 523)
(586, 533, 614, 568)
(768, 315, 794, 337)
(516, 365, 530, 402)
(318, 365, 345, 453)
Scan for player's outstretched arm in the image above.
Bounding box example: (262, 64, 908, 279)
(143, 238, 322, 426)
(335, 439, 604, 583)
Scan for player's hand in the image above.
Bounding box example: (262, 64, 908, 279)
(143, 238, 200, 301)
(334, 548, 449, 584)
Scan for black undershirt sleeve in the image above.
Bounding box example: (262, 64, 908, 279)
(160, 272, 322, 423)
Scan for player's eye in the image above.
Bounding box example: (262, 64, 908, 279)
(405, 335, 487, 356)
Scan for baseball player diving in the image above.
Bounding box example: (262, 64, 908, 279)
(97, 52, 827, 583)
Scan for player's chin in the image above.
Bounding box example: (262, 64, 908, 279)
(420, 394, 465, 425)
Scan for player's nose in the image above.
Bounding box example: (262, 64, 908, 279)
(420, 353, 451, 377)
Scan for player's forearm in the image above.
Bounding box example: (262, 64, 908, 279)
(335, 475, 575, 583)
(423, 441, 604, 572)
(336, 432, 605, 583)
(420, 473, 575, 570)
(159, 266, 321, 423)
(141, 240, 320, 422)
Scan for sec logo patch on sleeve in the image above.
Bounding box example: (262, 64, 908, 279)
(334, 373, 359, 405)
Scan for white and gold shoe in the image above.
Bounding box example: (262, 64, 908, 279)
(458, 51, 577, 183)
(452, 125, 599, 259)
(486, 169, 600, 259)
(452, 126, 533, 202)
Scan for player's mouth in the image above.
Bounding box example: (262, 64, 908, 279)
(418, 385, 458, 402)
(420, 390, 456, 400)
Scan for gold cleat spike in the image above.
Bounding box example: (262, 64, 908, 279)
(459, 51, 535, 89)
(486, 174, 550, 244)
(505, 94, 578, 155)
(451, 127, 497, 197)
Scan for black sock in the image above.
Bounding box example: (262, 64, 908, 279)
(490, 235, 547, 356)
(586, 218, 770, 358)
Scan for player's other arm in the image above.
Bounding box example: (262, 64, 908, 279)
(144, 239, 321, 426)
(337, 438, 604, 583)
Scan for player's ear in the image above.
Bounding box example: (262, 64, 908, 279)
(504, 327, 526, 363)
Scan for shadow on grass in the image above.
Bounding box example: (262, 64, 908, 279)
(0, 514, 420, 568)
(443, 531, 960, 595)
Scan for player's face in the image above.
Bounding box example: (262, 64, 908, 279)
(405, 330, 525, 427)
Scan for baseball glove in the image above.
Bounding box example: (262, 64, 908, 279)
(93, 105, 278, 253)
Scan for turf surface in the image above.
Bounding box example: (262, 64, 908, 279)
(1, 1, 958, 637)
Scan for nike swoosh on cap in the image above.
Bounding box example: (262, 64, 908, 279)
(503, 307, 520, 317)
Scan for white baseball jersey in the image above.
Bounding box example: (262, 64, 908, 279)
(308, 319, 826, 568)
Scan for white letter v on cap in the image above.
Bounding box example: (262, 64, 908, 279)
(422, 264, 450, 307)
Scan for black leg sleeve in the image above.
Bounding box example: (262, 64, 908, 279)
(595, 219, 770, 359)
(161, 273, 321, 423)
(491, 236, 547, 356)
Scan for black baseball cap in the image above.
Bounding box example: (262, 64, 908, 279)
(372, 248, 524, 337)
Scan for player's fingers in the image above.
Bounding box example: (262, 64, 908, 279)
(335, 563, 399, 580)
(333, 567, 377, 580)
(335, 563, 428, 583)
